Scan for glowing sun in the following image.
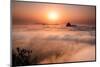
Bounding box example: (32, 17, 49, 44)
(48, 11, 59, 21)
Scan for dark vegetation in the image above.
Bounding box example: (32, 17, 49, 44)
(12, 46, 64, 66)
(12, 47, 33, 66)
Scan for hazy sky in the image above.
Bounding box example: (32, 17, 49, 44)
(12, 1, 96, 25)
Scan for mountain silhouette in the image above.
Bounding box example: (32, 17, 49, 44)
(66, 22, 71, 27)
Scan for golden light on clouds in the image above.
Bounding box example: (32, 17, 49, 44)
(12, 2, 96, 25)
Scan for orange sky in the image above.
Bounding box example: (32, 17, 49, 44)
(12, 1, 96, 25)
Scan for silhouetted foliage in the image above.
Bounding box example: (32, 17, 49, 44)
(12, 47, 64, 66)
(12, 47, 32, 66)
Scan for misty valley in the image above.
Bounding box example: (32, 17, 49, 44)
(12, 24, 95, 66)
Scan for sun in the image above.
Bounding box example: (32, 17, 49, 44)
(48, 11, 59, 21)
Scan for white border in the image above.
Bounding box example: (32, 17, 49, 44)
(0, 0, 100, 67)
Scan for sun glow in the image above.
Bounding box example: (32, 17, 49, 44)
(48, 11, 59, 21)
